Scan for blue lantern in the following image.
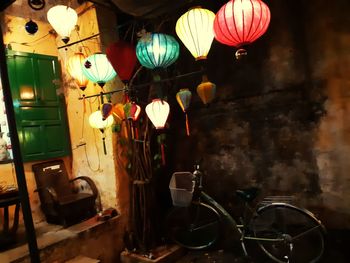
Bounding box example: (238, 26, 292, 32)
(136, 33, 180, 69)
(82, 53, 117, 88)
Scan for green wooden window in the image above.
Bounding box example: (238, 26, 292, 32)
(6, 50, 71, 162)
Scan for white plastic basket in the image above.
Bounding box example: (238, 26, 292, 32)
(169, 172, 195, 207)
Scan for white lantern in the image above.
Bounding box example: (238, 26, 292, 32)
(145, 99, 170, 129)
(89, 111, 114, 130)
(47, 5, 78, 44)
(176, 7, 215, 60)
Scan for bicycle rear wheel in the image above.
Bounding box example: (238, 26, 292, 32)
(165, 202, 221, 249)
(251, 203, 325, 263)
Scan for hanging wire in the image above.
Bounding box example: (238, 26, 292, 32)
(7, 32, 51, 48)
(82, 100, 101, 172)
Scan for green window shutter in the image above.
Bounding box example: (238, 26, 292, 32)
(6, 50, 71, 162)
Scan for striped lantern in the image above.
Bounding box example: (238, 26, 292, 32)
(136, 33, 180, 69)
(176, 7, 215, 60)
(82, 53, 117, 88)
(213, 0, 271, 59)
(67, 52, 88, 91)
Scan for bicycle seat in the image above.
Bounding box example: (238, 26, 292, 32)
(236, 187, 259, 202)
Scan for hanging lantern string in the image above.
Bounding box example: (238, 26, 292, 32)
(78, 69, 205, 100)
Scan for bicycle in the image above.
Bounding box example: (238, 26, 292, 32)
(165, 165, 326, 263)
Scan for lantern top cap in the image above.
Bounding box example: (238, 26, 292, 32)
(188, 6, 202, 10)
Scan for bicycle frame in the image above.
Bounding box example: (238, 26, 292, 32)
(199, 191, 286, 256)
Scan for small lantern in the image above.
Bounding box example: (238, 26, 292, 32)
(124, 102, 141, 121)
(145, 99, 170, 129)
(106, 40, 137, 83)
(176, 89, 192, 136)
(112, 103, 126, 121)
(101, 102, 114, 120)
(197, 75, 216, 105)
(213, 0, 271, 59)
(67, 52, 88, 91)
(47, 5, 78, 44)
(82, 53, 117, 88)
(176, 7, 215, 60)
(89, 110, 114, 155)
(89, 110, 114, 129)
(136, 33, 180, 69)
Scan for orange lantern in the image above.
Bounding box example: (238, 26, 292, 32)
(67, 52, 88, 91)
(145, 99, 170, 129)
(197, 75, 216, 105)
(112, 103, 126, 121)
(176, 89, 192, 136)
(67, 52, 89, 112)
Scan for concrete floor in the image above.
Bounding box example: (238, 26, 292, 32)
(175, 229, 350, 263)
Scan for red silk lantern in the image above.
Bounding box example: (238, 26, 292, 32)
(176, 89, 192, 136)
(106, 40, 137, 83)
(124, 102, 141, 121)
(214, 0, 271, 59)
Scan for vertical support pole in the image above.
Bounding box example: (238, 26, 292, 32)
(0, 27, 40, 262)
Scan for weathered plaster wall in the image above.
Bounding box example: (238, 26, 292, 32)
(1, 1, 129, 236)
(167, 0, 350, 228)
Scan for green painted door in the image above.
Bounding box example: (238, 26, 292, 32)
(6, 50, 71, 162)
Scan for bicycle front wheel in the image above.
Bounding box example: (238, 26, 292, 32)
(165, 202, 221, 250)
(251, 203, 325, 263)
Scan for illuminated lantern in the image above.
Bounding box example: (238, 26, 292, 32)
(145, 99, 170, 129)
(197, 75, 216, 105)
(47, 5, 78, 44)
(112, 103, 126, 121)
(176, 7, 215, 60)
(136, 33, 180, 69)
(89, 110, 114, 129)
(124, 102, 141, 121)
(82, 53, 117, 88)
(213, 0, 271, 59)
(176, 89, 192, 136)
(89, 110, 114, 155)
(67, 52, 88, 91)
(106, 40, 137, 83)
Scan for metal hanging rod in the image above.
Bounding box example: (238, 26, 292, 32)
(78, 69, 205, 100)
(57, 33, 100, 50)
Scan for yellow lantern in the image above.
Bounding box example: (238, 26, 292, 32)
(197, 75, 216, 105)
(145, 99, 170, 129)
(47, 5, 78, 44)
(176, 7, 215, 60)
(67, 52, 88, 91)
(89, 111, 114, 130)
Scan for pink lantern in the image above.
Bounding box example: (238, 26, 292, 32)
(213, 0, 271, 59)
(145, 99, 170, 129)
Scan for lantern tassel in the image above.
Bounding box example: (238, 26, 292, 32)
(102, 137, 107, 155)
(185, 113, 190, 136)
(161, 143, 166, 166)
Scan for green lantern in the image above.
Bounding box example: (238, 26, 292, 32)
(136, 33, 180, 69)
(82, 53, 117, 88)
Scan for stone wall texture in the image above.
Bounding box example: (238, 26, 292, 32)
(165, 0, 350, 229)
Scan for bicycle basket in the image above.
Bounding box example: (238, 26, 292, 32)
(169, 172, 195, 207)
